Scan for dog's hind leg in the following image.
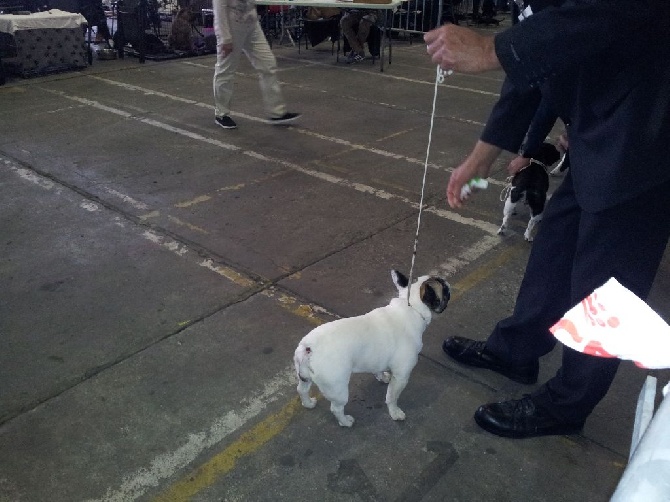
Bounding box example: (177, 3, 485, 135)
(524, 213, 543, 241)
(319, 380, 354, 427)
(294, 345, 317, 408)
(330, 401, 354, 427)
(524, 191, 546, 242)
(297, 378, 317, 409)
(385, 373, 409, 421)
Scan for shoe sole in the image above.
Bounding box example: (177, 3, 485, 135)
(442, 340, 538, 385)
(474, 412, 584, 439)
(267, 116, 299, 125)
(215, 119, 237, 129)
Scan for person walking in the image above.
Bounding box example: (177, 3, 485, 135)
(212, 0, 300, 129)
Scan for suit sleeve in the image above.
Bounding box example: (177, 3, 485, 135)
(520, 97, 558, 157)
(494, 0, 661, 90)
(480, 77, 542, 154)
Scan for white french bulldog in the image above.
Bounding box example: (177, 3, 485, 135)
(293, 270, 450, 427)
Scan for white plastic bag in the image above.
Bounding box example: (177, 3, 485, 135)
(550, 278, 670, 369)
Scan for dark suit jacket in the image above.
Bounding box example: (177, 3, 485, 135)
(483, 0, 670, 213)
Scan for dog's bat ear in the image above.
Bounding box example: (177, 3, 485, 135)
(391, 270, 409, 290)
(560, 152, 570, 172)
(538, 142, 561, 166)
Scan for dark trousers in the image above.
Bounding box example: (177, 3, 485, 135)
(486, 169, 670, 422)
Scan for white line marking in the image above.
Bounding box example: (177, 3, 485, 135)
(289, 127, 447, 171)
(142, 230, 189, 256)
(87, 367, 296, 502)
(429, 234, 502, 277)
(3, 160, 57, 190)
(199, 258, 255, 287)
(104, 188, 150, 210)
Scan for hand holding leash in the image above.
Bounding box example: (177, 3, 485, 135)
(424, 24, 500, 74)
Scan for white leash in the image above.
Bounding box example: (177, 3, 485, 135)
(407, 66, 451, 306)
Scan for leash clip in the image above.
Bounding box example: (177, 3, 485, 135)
(500, 176, 514, 202)
(436, 66, 453, 84)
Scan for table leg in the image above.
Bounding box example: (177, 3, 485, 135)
(380, 9, 393, 72)
(86, 24, 93, 66)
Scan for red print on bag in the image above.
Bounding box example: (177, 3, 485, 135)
(552, 318, 582, 343)
(583, 340, 617, 358)
(582, 292, 620, 329)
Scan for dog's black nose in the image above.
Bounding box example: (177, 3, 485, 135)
(438, 278, 451, 301)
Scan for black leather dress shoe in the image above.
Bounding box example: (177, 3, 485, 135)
(442, 336, 539, 384)
(474, 395, 585, 438)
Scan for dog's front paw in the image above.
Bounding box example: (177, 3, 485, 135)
(388, 406, 406, 421)
(338, 415, 355, 427)
(375, 371, 391, 384)
(524, 233, 534, 242)
(497, 226, 506, 236)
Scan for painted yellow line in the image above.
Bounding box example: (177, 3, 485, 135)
(175, 195, 212, 208)
(260, 288, 335, 326)
(151, 397, 304, 502)
(139, 210, 161, 221)
(167, 215, 210, 235)
(450, 242, 526, 301)
(198, 259, 256, 288)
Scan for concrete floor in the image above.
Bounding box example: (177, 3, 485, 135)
(1, 20, 669, 502)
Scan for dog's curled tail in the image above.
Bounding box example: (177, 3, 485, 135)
(293, 343, 313, 383)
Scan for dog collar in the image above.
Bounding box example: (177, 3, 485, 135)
(529, 158, 551, 171)
(408, 302, 431, 325)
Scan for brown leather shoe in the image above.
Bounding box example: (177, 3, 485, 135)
(474, 395, 585, 438)
(442, 336, 539, 384)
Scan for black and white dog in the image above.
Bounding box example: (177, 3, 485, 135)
(294, 270, 450, 427)
(498, 142, 562, 242)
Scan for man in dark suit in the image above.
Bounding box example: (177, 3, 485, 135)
(424, 0, 670, 438)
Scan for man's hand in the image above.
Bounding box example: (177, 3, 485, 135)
(447, 161, 479, 208)
(218, 42, 233, 58)
(507, 156, 531, 175)
(446, 140, 501, 208)
(424, 24, 500, 74)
